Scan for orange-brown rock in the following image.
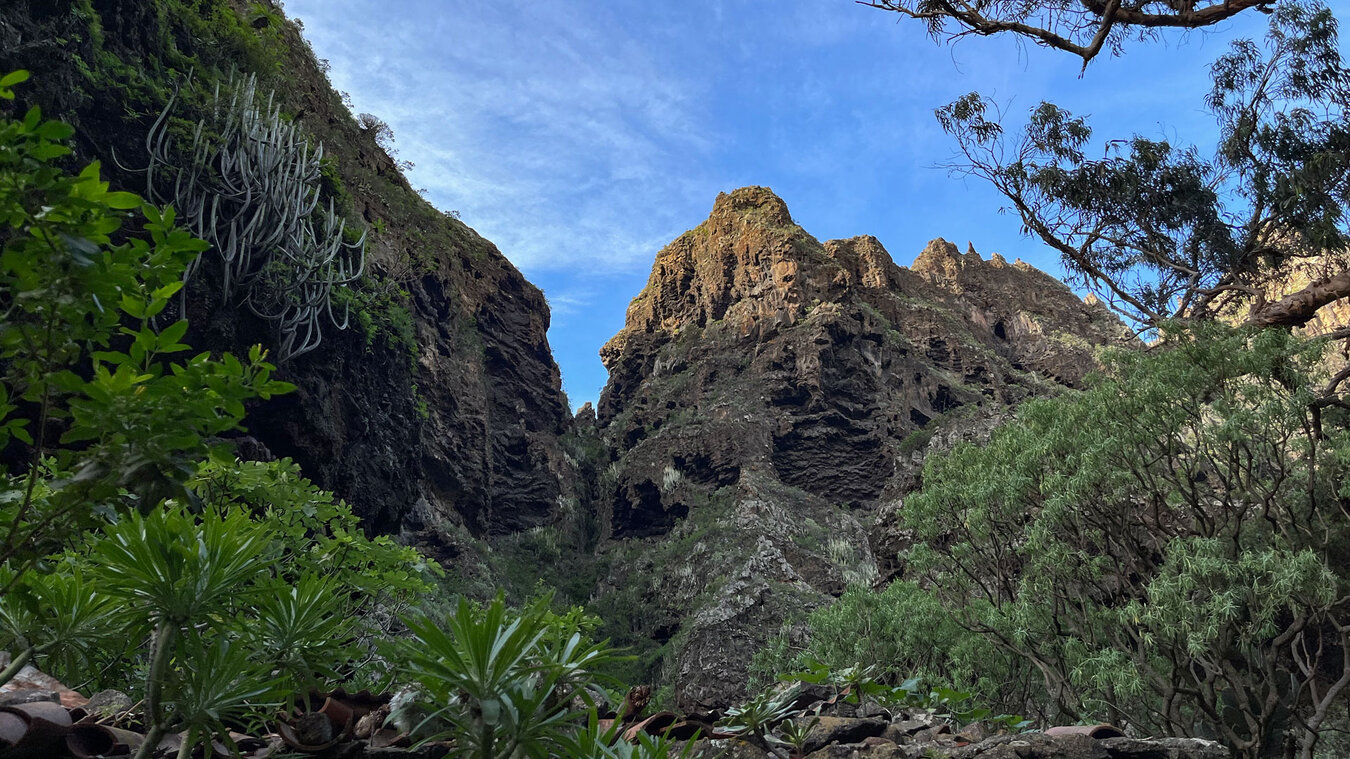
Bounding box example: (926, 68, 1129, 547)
(599, 187, 1130, 529)
(592, 187, 1132, 711)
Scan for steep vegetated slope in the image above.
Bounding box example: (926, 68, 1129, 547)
(590, 187, 1133, 709)
(0, 0, 574, 558)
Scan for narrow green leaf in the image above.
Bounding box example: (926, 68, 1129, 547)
(0, 71, 30, 88)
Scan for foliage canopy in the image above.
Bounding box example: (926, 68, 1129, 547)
(936, 1, 1350, 343)
(891, 324, 1345, 758)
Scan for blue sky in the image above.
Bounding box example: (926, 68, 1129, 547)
(281, 0, 1274, 409)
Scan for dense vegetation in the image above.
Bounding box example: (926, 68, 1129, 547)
(0, 75, 681, 759)
(0, 71, 415, 755)
(755, 3, 1350, 758)
(763, 325, 1350, 758)
(0, 0, 425, 366)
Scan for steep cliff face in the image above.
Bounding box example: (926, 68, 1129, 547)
(598, 187, 1129, 533)
(594, 187, 1131, 709)
(0, 0, 572, 542)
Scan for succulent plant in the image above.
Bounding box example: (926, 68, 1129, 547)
(125, 70, 365, 360)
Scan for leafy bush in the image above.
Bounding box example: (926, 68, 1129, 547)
(0, 72, 436, 759)
(770, 323, 1349, 757)
(894, 323, 1349, 758)
(755, 580, 1034, 708)
(0, 70, 290, 584)
(331, 274, 419, 360)
(395, 595, 611, 756)
(0, 460, 439, 757)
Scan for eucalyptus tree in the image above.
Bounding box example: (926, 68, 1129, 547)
(933, 1, 1350, 353)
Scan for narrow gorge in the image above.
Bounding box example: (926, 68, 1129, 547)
(3, 1, 1346, 757)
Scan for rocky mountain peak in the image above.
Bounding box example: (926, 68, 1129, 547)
(821, 235, 900, 290)
(600, 187, 824, 371)
(910, 237, 1132, 351)
(591, 188, 1136, 710)
(914, 237, 1047, 286)
(601, 191, 1132, 422)
(709, 184, 795, 224)
(911, 236, 974, 275)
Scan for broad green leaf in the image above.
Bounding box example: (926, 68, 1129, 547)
(104, 192, 142, 210)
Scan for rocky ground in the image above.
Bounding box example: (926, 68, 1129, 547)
(0, 662, 1227, 759)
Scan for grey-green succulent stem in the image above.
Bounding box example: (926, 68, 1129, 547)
(121, 69, 366, 361)
(0, 640, 57, 689)
(175, 726, 195, 759)
(133, 624, 177, 759)
(0, 648, 31, 690)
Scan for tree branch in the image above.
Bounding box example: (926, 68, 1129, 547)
(860, 0, 1275, 65)
(1245, 270, 1350, 329)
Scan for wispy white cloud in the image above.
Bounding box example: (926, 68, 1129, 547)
(286, 0, 718, 275)
(282, 0, 1282, 408)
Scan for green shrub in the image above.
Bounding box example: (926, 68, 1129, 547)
(755, 580, 1030, 703)
(396, 595, 622, 758)
(334, 275, 419, 360)
(899, 323, 1350, 758)
(0, 73, 437, 759)
(0, 71, 290, 580)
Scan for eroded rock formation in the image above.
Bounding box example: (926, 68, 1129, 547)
(593, 187, 1132, 709)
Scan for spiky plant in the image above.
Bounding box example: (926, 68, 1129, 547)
(127, 71, 365, 360)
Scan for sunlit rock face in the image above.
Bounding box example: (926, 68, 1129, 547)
(593, 186, 1132, 710)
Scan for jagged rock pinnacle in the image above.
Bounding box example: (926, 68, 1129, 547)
(591, 187, 1137, 713)
(709, 185, 794, 225)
